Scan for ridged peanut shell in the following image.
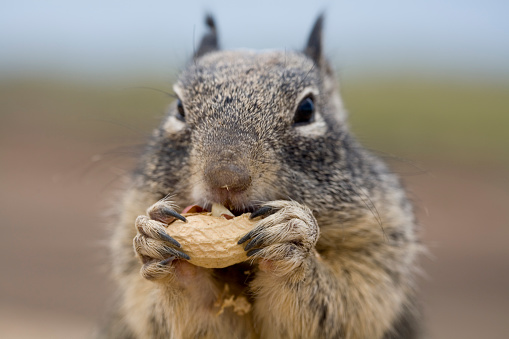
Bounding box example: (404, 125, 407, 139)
(165, 213, 255, 268)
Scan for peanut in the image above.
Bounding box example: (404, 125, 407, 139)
(165, 213, 255, 268)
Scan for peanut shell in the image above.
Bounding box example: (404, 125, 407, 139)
(165, 213, 255, 268)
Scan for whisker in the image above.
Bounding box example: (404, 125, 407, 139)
(71, 151, 138, 186)
(84, 118, 152, 138)
(368, 149, 431, 177)
(100, 167, 132, 193)
(298, 62, 317, 89)
(123, 86, 176, 99)
(192, 24, 197, 67)
(344, 176, 386, 239)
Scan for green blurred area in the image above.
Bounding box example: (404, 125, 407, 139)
(1, 76, 508, 167)
(342, 78, 509, 166)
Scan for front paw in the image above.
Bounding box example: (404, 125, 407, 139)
(133, 200, 191, 281)
(238, 201, 319, 279)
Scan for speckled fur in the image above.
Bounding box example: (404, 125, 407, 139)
(98, 15, 422, 339)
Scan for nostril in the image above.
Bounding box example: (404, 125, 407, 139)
(204, 163, 252, 192)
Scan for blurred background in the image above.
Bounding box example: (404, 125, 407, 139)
(1, 1, 508, 338)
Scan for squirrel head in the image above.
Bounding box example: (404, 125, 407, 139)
(144, 15, 353, 214)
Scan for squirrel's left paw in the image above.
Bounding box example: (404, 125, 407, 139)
(238, 200, 319, 277)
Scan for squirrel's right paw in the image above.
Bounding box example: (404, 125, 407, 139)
(133, 202, 190, 281)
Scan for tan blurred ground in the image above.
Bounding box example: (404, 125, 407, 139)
(0, 79, 508, 338)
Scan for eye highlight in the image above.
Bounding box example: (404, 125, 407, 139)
(293, 96, 315, 125)
(176, 98, 185, 121)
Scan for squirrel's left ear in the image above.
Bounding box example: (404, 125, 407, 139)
(304, 14, 324, 64)
(195, 14, 219, 58)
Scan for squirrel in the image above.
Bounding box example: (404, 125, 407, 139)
(98, 14, 422, 339)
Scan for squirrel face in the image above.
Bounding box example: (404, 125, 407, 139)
(143, 16, 352, 215)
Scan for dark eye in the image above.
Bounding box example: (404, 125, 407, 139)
(293, 96, 315, 125)
(176, 99, 185, 121)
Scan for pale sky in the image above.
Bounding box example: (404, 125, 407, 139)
(1, 0, 508, 81)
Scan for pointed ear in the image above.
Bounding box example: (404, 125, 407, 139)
(195, 14, 219, 58)
(304, 14, 324, 64)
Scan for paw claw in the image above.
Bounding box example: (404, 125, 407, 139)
(250, 205, 274, 219)
(238, 231, 254, 245)
(159, 256, 176, 266)
(247, 248, 263, 257)
(161, 206, 187, 223)
(162, 245, 190, 260)
(244, 234, 263, 251)
(158, 230, 181, 248)
(177, 251, 191, 261)
(148, 203, 187, 224)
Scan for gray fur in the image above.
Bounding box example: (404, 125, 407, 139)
(99, 15, 422, 339)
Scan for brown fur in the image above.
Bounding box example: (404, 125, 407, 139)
(98, 15, 422, 339)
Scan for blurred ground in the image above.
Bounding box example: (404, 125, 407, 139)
(0, 78, 508, 338)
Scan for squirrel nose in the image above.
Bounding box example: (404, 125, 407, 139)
(204, 163, 252, 192)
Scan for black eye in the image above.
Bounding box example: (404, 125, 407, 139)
(176, 99, 185, 121)
(293, 96, 315, 125)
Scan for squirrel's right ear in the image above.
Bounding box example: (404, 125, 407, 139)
(304, 14, 324, 64)
(195, 14, 219, 58)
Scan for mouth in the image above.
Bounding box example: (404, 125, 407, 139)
(205, 200, 258, 217)
(194, 188, 260, 216)
(229, 204, 257, 217)
(182, 202, 256, 217)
